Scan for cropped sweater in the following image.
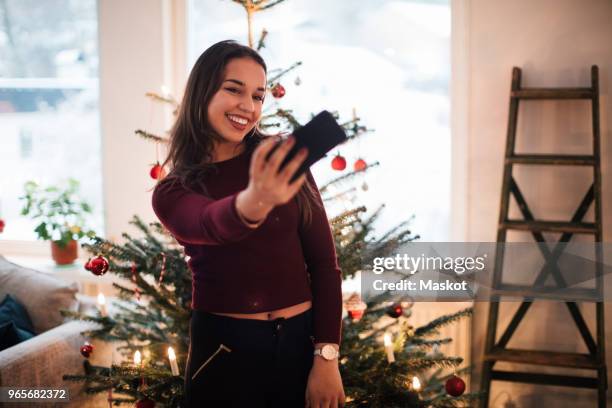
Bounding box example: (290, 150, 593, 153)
(151, 148, 343, 344)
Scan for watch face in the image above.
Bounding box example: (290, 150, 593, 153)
(321, 345, 337, 360)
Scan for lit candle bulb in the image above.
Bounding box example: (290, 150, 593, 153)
(134, 350, 144, 388)
(383, 332, 395, 363)
(97, 293, 107, 316)
(134, 350, 142, 367)
(167, 347, 180, 376)
(411, 376, 421, 391)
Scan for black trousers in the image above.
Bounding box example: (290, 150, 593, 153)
(183, 308, 315, 407)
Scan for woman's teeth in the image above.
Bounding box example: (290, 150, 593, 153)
(226, 114, 248, 125)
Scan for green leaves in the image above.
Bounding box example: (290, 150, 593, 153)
(34, 222, 50, 240)
(18, 178, 97, 243)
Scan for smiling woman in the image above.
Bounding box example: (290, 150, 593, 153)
(152, 40, 345, 407)
(206, 58, 267, 162)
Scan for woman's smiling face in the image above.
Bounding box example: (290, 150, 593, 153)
(207, 57, 267, 147)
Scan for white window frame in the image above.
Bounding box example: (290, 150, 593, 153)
(450, 0, 470, 241)
(0, 0, 188, 257)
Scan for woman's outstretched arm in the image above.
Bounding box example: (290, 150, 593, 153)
(152, 179, 264, 245)
(152, 136, 308, 245)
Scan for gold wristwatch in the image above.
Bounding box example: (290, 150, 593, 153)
(313, 344, 339, 361)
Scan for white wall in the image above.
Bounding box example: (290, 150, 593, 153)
(461, 0, 612, 406)
(98, 0, 185, 242)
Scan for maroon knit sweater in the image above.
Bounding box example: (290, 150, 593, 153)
(151, 148, 343, 344)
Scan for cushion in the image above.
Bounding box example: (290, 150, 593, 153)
(0, 321, 35, 351)
(0, 294, 35, 333)
(0, 255, 79, 334)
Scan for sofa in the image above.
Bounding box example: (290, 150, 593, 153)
(0, 255, 114, 408)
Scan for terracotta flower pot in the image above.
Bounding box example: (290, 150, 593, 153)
(51, 239, 78, 265)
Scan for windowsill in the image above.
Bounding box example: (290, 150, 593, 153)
(3, 254, 89, 273)
(2, 253, 125, 297)
(0, 238, 106, 258)
(0, 239, 51, 257)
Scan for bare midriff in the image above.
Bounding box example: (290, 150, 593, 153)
(210, 300, 312, 320)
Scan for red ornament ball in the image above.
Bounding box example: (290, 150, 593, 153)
(149, 162, 165, 180)
(80, 342, 93, 358)
(85, 255, 110, 276)
(386, 304, 403, 318)
(271, 83, 286, 98)
(348, 308, 365, 321)
(353, 158, 367, 171)
(136, 398, 155, 408)
(445, 375, 466, 397)
(331, 154, 347, 171)
(345, 293, 367, 322)
(0, 219, 4, 233)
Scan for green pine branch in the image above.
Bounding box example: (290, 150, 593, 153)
(267, 61, 302, 84)
(414, 308, 473, 338)
(319, 162, 380, 193)
(135, 129, 167, 143)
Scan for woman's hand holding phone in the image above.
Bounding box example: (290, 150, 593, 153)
(235, 136, 308, 226)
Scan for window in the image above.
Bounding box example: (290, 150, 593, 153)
(0, 0, 104, 242)
(188, 0, 450, 240)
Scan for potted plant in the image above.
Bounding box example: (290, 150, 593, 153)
(19, 178, 97, 265)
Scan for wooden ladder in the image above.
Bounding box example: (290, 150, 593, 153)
(479, 65, 607, 407)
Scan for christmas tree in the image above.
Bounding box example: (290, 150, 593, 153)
(63, 1, 479, 406)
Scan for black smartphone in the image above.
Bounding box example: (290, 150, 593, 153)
(265, 110, 348, 182)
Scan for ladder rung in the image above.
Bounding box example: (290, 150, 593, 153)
(491, 284, 599, 302)
(501, 220, 597, 234)
(491, 370, 599, 389)
(485, 348, 601, 369)
(507, 154, 595, 166)
(512, 88, 594, 99)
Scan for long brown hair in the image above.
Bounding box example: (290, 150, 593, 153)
(159, 40, 320, 227)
